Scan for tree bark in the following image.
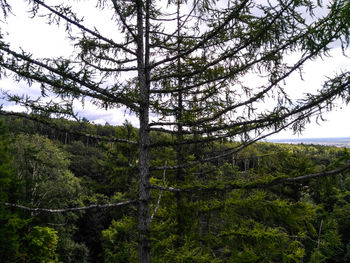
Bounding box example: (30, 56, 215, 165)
(137, 0, 151, 262)
(175, 0, 185, 246)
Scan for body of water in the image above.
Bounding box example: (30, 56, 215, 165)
(268, 137, 350, 148)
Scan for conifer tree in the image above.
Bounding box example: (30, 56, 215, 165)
(1, 1, 350, 262)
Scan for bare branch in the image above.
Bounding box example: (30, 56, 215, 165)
(151, 185, 181, 193)
(150, 162, 166, 222)
(0, 200, 137, 213)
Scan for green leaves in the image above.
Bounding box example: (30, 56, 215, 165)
(26, 226, 59, 263)
(102, 216, 138, 263)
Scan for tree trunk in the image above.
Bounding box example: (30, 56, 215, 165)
(137, 0, 151, 262)
(175, 0, 186, 245)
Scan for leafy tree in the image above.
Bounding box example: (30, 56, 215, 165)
(1, 1, 350, 262)
(9, 134, 83, 209)
(25, 226, 59, 263)
(0, 119, 25, 262)
(8, 133, 88, 262)
(0, 121, 62, 262)
(0, 119, 12, 201)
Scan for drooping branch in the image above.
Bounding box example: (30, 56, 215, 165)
(150, 0, 295, 82)
(31, 0, 136, 55)
(0, 45, 139, 111)
(0, 111, 138, 145)
(150, 109, 321, 171)
(150, 71, 349, 138)
(150, 163, 350, 193)
(151, 0, 251, 68)
(110, 0, 137, 41)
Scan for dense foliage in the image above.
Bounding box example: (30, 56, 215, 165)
(1, 1, 350, 262)
(1, 116, 350, 262)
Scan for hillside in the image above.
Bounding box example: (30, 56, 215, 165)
(1, 115, 350, 262)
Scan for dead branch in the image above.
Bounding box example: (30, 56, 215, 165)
(0, 200, 137, 213)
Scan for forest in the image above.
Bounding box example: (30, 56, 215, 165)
(1, 0, 350, 262)
(1, 115, 350, 262)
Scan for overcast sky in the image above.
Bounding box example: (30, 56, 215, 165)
(0, 1, 349, 139)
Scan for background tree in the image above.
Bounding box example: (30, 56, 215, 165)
(0, 121, 63, 263)
(0, 0, 350, 262)
(0, 119, 24, 262)
(1, 115, 350, 262)
(8, 133, 89, 262)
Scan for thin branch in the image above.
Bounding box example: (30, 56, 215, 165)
(150, 161, 166, 222)
(152, 0, 199, 49)
(317, 220, 323, 249)
(0, 45, 138, 110)
(32, 0, 136, 55)
(150, 72, 347, 137)
(150, 0, 250, 68)
(151, 185, 181, 192)
(0, 111, 138, 145)
(151, 1, 293, 82)
(0, 200, 137, 213)
(150, 107, 328, 171)
(110, 0, 137, 41)
(150, 162, 350, 193)
(81, 57, 138, 72)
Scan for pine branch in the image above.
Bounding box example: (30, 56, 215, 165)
(81, 57, 138, 72)
(111, 0, 137, 41)
(150, 109, 320, 171)
(150, 48, 317, 128)
(151, 1, 292, 82)
(32, 0, 136, 55)
(151, 0, 251, 68)
(0, 111, 138, 145)
(150, 163, 350, 193)
(150, 120, 288, 171)
(0, 45, 139, 111)
(150, 73, 346, 137)
(150, 2, 336, 93)
(150, 0, 199, 48)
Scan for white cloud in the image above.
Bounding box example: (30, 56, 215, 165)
(73, 100, 139, 127)
(269, 48, 350, 139)
(1, 1, 349, 139)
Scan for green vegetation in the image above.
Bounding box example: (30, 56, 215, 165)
(1, 1, 350, 262)
(1, 116, 350, 262)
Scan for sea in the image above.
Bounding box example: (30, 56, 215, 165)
(267, 137, 350, 148)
